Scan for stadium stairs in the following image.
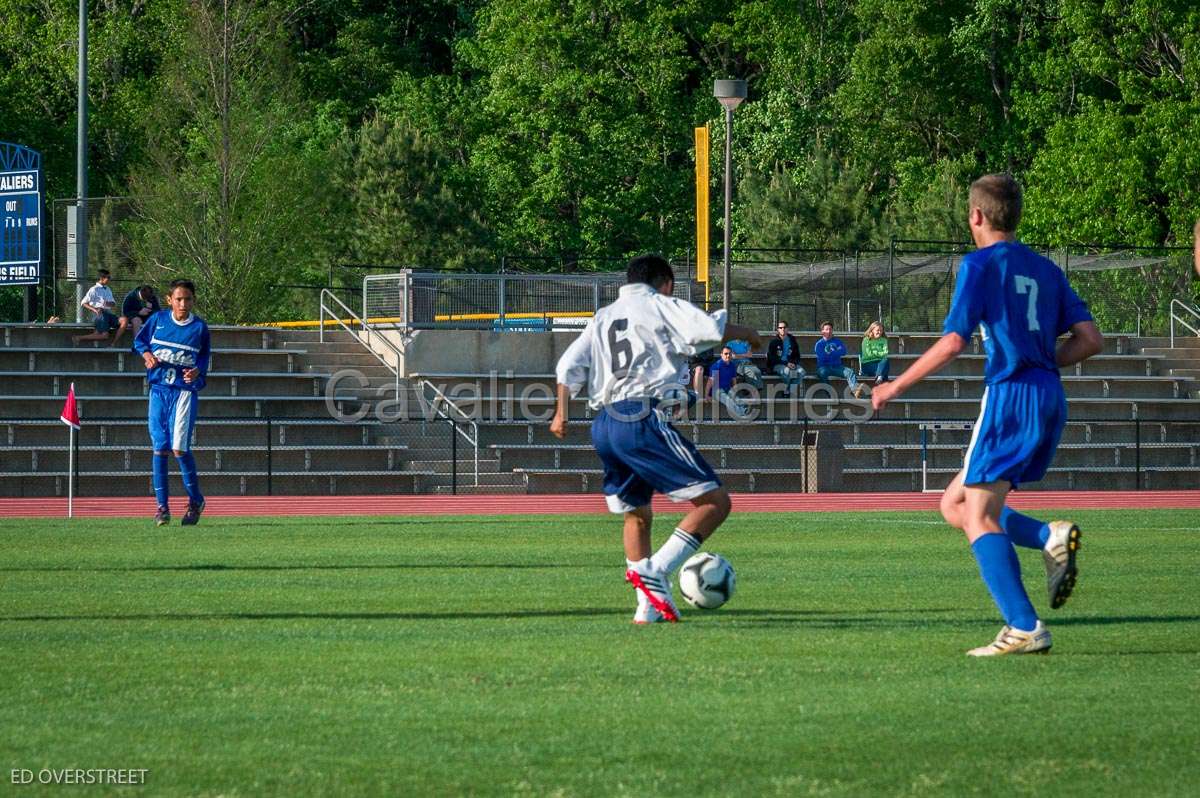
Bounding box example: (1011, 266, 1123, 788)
(1, 323, 1197, 497)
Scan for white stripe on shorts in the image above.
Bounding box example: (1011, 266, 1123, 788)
(654, 411, 703, 474)
(172, 390, 193, 451)
(960, 386, 988, 478)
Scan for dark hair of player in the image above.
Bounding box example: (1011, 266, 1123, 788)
(97, 268, 111, 279)
(969, 173, 1022, 233)
(169, 279, 196, 297)
(138, 285, 155, 299)
(626, 254, 675, 291)
(820, 320, 833, 330)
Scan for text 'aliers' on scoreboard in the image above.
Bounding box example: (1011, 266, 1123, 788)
(0, 174, 36, 191)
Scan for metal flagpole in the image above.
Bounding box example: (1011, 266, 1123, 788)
(68, 424, 75, 518)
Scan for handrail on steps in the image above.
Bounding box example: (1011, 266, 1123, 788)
(319, 289, 402, 397)
(1169, 299, 1200, 348)
(417, 379, 480, 486)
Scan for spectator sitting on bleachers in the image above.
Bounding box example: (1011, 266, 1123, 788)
(663, 361, 699, 420)
(689, 346, 718, 395)
(859, 321, 891, 385)
(112, 285, 161, 348)
(72, 269, 120, 346)
(815, 321, 865, 399)
(727, 337, 763, 389)
(766, 320, 804, 397)
(706, 346, 751, 419)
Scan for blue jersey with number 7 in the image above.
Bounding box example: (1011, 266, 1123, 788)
(943, 241, 1092, 384)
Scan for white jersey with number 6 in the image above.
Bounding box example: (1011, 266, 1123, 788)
(556, 283, 726, 409)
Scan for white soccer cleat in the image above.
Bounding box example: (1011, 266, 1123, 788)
(625, 560, 680, 623)
(967, 621, 1052, 657)
(632, 599, 664, 625)
(1044, 521, 1082, 609)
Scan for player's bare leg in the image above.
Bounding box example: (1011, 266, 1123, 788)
(623, 505, 652, 561)
(939, 470, 967, 531)
(678, 487, 731, 541)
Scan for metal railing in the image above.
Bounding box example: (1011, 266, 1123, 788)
(319, 288, 402, 398)
(1169, 299, 1200, 347)
(846, 299, 884, 331)
(362, 270, 695, 332)
(416, 379, 480, 486)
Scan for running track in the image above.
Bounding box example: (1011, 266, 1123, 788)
(2, 491, 1199, 518)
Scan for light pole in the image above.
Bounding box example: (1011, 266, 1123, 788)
(713, 79, 746, 311)
(75, 0, 88, 322)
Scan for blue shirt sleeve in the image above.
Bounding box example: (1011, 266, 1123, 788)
(832, 339, 847, 358)
(132, 312, 155, 356)
(1056, 273, 1093, 335)
(943, 258, 986, 339)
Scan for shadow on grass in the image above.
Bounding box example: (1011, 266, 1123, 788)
(3, 607, 1198, 629)
(0, 562, 599, 573)
(1, 608, 631, 623)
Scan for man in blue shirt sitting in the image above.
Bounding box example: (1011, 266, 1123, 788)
(706, 346, 750, 419)
(814, 322, 863, 398)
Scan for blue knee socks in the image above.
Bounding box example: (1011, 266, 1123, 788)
(152, 453, 169, 508)
(999, 506, 1050, 549)
(970, 533, 1039, 632)
(175, 452, 203, 505)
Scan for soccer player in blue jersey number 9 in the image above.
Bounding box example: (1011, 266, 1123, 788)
(873, 174, 1104, 656)
(132, 279, 212, 527)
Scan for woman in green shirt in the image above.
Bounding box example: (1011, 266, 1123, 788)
(860, 321, 891, 384)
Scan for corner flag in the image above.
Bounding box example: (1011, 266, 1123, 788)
(61, 383, 80, 517)
(60, 382, 81, 429)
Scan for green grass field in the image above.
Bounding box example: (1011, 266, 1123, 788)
(1, 509, 1198, 796)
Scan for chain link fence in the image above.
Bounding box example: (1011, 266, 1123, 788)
(699, 241, 1196, 335)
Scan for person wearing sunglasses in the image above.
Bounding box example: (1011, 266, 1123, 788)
(765, 321, 804, 397)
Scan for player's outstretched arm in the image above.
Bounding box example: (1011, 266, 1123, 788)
(1055, 320, 1103, 368)
(550, 383, 571, 439)
(872, 332, 967, 411)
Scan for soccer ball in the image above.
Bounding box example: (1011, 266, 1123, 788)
(678, 552, 735, 610)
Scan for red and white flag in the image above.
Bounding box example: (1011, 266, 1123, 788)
(60, 383, 81, 430)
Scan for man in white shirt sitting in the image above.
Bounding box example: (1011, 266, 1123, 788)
(72, 269, 120, 345)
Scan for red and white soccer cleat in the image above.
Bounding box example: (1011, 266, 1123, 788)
(625, 560, 680, 623)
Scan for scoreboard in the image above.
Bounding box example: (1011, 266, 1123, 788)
(1, 142, 42, 286)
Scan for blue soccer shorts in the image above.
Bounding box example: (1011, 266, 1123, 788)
(148, 384, 200, 453)
(591, 399, 721, 513)
(962, 369, 1067, 488)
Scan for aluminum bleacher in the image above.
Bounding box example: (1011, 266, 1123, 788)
(2, 323, 1197, 496)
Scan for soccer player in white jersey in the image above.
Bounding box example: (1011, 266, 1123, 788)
(551, 255, 761, 623)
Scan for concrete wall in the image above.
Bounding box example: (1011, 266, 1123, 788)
(376, 329, 583, 376)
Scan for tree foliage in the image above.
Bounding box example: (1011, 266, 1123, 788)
(1, 0, 1197, 323)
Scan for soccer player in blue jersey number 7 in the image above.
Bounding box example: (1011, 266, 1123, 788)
(551, 255, 761, 624)
(872, 174, 1104, 656)
(132, 279, 212, 526)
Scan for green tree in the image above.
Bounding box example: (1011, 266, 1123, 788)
(128, 0, 333, 323)
(335, 114, 493, 270)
